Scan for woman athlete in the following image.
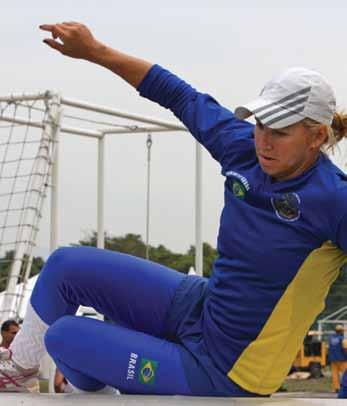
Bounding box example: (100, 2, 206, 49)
(0, 22, 346, 397)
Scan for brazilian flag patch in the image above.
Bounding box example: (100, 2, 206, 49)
(138, 358, 158, 385)
(232, 180, 246, 200)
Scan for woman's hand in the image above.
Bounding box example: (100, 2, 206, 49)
(39, 22, 105, 63)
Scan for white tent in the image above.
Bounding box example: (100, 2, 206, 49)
(0, 275, 38, 320)
(0, 275, 100, 321)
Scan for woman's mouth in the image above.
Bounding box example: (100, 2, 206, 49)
(258, 153, 276, 162)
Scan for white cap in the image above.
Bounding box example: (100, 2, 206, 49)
(235, 67, 336, 129)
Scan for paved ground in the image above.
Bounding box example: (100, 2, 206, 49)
(1, 393, 341, 406)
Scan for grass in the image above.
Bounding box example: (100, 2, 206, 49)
(39, 370, 335, 395)
(279, 367, 335, 394)
(283, 376, 333, 393)
(39, 380, 49, 393)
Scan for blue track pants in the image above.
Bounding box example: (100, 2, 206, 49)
(30, 246, 207, 395)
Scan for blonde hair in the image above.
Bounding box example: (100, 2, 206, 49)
(302, 112, 347, 152)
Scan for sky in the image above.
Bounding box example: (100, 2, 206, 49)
(1, 1, 347, 258)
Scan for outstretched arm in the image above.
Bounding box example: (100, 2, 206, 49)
(40, 22, 255, 167)
(39, 22, 152, 89)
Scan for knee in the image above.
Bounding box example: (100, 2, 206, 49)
(42, 247, 78, 279)
(45, 315, 76, 358)
(46, 247, 72, 268)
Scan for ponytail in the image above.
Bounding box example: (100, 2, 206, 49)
(331, 112, 347, 143)
(302, 112, 347, 152)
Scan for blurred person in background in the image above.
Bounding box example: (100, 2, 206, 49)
(0, 320, 20, 349)
(328, 324, 347, 393)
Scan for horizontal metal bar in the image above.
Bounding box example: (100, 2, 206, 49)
(0, 101, 188, 138)
(0, 114, 44, 129)
(318, 319, 347, 324)
(60, 125, 102, 139)
(101, 126, 185, 135)
(0, 114, 102, 139)
(61, 97, 186, 131)
(0, 92, 50, 103)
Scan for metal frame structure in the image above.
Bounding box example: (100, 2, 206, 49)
(317, 306, 347, 340)
(59, 94, 204, 274)
(0, 91, 204, 320)
(0, 92, 61, 320)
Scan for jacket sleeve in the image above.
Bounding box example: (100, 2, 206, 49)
(336, 212, 347, 253)
(332, 178, 347, 253)
(138, 64, 255, 170)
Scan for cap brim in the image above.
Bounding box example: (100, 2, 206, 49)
(235, 97, 305, 129)
(234, 98, 265, 120)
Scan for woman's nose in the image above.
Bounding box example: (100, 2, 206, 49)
(259, 129, 274, 150)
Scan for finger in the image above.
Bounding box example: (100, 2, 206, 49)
(54, 24, 69, 35)
(61, 21, 79, 26)
(40, 22, 76, 30)
(40, 24, 67, 39)
(39, 24, 55, 32)
(43, 39, 65, 54)
(53, 25, 69, 41)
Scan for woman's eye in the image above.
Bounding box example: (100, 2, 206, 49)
(272, 130, 287, 137)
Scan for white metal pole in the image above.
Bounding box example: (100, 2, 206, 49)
(145, 135, 152, 259)
(45, 94, 62, 395)
(92, 137, 105, 330)
(97, 136, 105, 249)
(50, 110, 62, 253)
(16, 119, 61, 319)
(61, 97, 186, 131)
(0, 113, 102, 139)
(195, 142, 203, 276)
(317, 321, 322, 341)
(0, 92, 49, 102)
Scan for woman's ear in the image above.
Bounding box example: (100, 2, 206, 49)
(312, 125, 328, 149)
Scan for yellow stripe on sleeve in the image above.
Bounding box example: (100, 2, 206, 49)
(228, 241, 347, 395)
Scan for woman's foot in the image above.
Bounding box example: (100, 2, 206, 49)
(0, 355, 39, 393)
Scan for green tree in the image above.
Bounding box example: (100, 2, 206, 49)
(77, 232, 218, 277)
(0, 251, 44, 292)
(187, 242, 218, 277)
(78, 232, 147, 258)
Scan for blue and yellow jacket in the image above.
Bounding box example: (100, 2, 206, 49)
(139, 65, 347, 395)
(328, 333, 347, 362)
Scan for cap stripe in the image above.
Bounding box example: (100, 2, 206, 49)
(253, 86, 311, 114)
(262, 105, 306, 127)
(257, 95, 309, 121)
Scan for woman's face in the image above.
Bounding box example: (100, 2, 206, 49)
(254, 119, 322, 182)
